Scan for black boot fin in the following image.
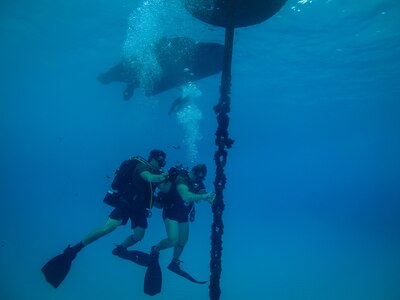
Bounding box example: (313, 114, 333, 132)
(41, 244, 80, 288)
(144, 247, 162, 295)
(113, 245, 150, 267)
(168, 261, 207, 284)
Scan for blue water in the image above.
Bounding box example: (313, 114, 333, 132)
(1, 1, 399, 299)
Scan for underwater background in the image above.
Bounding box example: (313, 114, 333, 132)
(1, 0, 399, 299)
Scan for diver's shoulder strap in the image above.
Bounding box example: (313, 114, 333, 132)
(131, 155, 147, 164)
(131, 156, 152, 168)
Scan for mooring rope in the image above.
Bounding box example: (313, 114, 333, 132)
(209, 3, 235, 299)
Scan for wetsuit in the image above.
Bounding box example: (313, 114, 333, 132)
(162, 173, 205, 223)
(109, 161, 160, 228)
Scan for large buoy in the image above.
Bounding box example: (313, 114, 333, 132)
(183, 0, 287, 28)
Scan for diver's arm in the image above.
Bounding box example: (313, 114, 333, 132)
(140, 171, 169, 183)
(177, 184, 215, 203)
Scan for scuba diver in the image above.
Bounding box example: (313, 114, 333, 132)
(41, 149, 169, 288)
(107, 163, 215, 295)
(151, 164, 215, 285)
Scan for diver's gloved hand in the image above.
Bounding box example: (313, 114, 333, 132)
(204, 192, 216, 204)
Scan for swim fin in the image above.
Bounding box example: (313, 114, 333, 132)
(144, 247, 162, 296)
(168, 260, 207, 284)
(41, 244, 79, 288)
(112, 245, 150, 267)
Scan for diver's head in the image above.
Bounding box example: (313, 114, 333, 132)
(191, 164, 207, 182)
(149, 149, 166, 168)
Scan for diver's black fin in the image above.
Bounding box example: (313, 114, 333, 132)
(144, 248, 162, 296)
(168, 260, 207, 284)
(112, 245, 150, 267)
(41, 245, 79, 288)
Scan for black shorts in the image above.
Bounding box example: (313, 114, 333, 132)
(109, 203, 148, 229)
(162, 207, 190, 223)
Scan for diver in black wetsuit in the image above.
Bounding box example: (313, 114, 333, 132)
(41, 150, 169, 288)
(151, 164, 215, 283)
